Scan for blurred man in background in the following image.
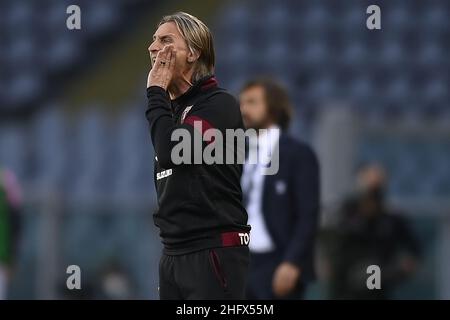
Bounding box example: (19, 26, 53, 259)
(0, 168, 22, 300)
(239, 78, 320, 299)
(325, 163, 420, 299)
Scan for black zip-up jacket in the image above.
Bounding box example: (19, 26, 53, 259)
(146, 75, 250, 255)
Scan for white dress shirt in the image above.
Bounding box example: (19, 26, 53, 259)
(242, 125, 280, 253)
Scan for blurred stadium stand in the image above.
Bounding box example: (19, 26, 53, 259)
(0, 0, 449, 299)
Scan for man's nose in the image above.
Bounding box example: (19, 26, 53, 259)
(148, 41, 160, 54)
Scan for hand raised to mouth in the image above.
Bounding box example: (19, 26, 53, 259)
(147, 45, 176, 90)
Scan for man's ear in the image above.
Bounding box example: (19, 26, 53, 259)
(187, 47, 200, 63)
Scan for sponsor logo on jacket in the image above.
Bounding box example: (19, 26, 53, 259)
(156, 169, 172, 180)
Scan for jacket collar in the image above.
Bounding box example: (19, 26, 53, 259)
(172, 75, 218, 108)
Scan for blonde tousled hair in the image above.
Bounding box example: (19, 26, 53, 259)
(158, 12, 215, 82)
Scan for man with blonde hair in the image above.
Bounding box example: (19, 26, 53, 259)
(145, 12, 250, 299)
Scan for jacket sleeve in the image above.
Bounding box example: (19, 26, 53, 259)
(283, 144, 320, 269)
(145, 86, 239, 168)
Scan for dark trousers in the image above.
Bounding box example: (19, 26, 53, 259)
(159, 246, 249, 300)
(247, 251, 306, 300)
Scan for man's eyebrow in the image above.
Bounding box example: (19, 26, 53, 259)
(153, 33, 176, 40)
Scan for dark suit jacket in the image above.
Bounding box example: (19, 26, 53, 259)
(260, 133, 320, 283)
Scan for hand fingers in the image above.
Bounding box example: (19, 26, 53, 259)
(168, 48, 176, 72)
(160, 45, 169, 60)
(159, 47, 174, 73)
(155, 46, 174, 69)
(160, 49, 173, 86)
(165, 48, 174, 71)
(154, 50, 165, 67)
(160, 45, 172, 61)
(154, 47, 168, 68)
(166, 49, 172, 66)
(148, 45, 174, 89)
